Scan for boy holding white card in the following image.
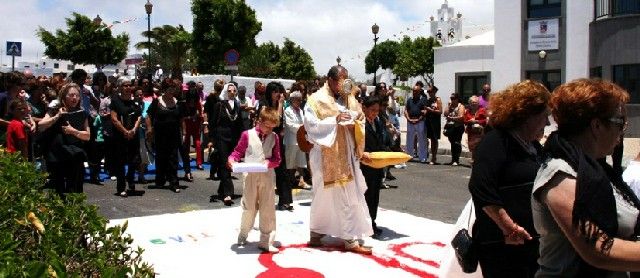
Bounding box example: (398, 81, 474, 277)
(228, 107, 282, 253)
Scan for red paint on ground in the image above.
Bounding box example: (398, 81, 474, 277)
(256, 242, 444, 278)
(257, 244, 324, 278)
(390, 241, 445, 269)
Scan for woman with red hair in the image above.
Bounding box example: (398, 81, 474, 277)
(533, 79, 640, 276)
(469, 80, 551, 277)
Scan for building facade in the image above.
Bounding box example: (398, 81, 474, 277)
(436, 0, 639, 136)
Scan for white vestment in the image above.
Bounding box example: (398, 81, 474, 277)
(303, 100, 373, 240)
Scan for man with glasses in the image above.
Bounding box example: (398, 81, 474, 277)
(304, 65, 374, 255)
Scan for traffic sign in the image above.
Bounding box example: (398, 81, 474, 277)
(6, 41, 22, 57)
(224, 49, 240, 65)
(224, 65, 239, 71)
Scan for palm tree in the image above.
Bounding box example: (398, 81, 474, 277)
(136, 24, 191, 79)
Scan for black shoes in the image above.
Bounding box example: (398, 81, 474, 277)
(277, 204, 294, 211)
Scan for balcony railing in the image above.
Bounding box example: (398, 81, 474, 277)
(595, 0, 640, 19)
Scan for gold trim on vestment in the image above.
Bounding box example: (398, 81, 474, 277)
(308, 83, 365, 188)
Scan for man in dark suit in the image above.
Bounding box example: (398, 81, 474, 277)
(360, 96, 389, 238)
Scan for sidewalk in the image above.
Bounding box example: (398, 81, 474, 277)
(397, 116, 640, 165)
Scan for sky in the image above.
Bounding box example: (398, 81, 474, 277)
(0, 0, 493, 81)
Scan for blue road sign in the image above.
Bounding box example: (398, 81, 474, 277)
(224, 49, 239, 65)
(6, 41, 22, 57)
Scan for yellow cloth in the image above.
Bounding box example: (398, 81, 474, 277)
(361, 152, 412, 169)
(307, 83, 364, 188)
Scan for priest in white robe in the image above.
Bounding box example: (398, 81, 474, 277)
(303, 65, 374, 255)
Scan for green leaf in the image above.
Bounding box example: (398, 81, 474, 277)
(26, 262, 47, 277)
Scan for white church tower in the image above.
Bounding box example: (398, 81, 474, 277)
(430, 0, 463, 45)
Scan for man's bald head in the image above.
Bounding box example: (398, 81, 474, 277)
(327, 65, 348, 95)
(327, 65, 348, 80)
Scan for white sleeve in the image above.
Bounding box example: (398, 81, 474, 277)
(303, 104, 337, 147)
(623, 163, 640, 199)
(284, 108, 302, 130)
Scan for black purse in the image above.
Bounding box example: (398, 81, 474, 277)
(451, 203, 478, 273)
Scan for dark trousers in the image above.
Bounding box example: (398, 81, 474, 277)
(208, 135, 219, 179)
(362, 164, 383, 230)
(215, 139, 234, 198)
(179, 140, 192, 175)
(447, 126, 465, 163)
(155, 144, 179, 187)
(88, 140, 105, 179)
(103, 136, 115, 176)
(276, 144, 292, 205)
(49, 160, 84, 195)
(113, 137, 140, 193)
(477, 241, 539, 278)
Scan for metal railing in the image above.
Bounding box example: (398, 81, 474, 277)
(595, 0, 640, 19)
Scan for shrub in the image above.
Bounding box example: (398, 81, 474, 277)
(0, 149, 154, 277)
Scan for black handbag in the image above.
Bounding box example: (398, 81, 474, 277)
(443, 121, 455, 137)
(451, 203, 478, 273)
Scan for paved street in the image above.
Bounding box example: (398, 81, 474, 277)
(86, 155, 473, 224)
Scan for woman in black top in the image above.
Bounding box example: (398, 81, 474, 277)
(424, 85, 442, 164)
(468, 80, 550, 277)
(38, 83, 90, 195)
(110, 78, 142, 197)
(257, 82, 289, 210)
(211, 83, 242, 205)
(146, 84, 182, 193)
(203, 79, 224, 180)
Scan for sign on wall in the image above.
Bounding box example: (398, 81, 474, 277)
(528, 18, 559, 51)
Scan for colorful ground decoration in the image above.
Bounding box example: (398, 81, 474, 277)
(109, 200, 480, 277)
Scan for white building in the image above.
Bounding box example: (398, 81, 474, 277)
(434, 0, 640, 136)
(433, 30, 494, 100)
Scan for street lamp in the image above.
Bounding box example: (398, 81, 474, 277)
(93, 14, 102, 26)
(371, 23, 379, 85)
(145, 0, 153, 84)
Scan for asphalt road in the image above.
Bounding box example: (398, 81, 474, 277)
(85, 155, 472, 224)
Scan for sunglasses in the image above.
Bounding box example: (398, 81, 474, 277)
(607, 116, 628, 132)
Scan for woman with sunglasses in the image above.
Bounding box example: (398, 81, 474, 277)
(109, 78, 142, 197)
(533, 79, 640, 276)
(38, 83, 90, 195)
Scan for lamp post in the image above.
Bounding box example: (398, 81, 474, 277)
(371, 23, 379, 85)
(93, 15, 103, 71)
(145, 0, 153, 88)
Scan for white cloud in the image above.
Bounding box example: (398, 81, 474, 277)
(0, 0, 493, 81)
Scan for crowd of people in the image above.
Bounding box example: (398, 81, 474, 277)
(4, 66, 640, 273)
